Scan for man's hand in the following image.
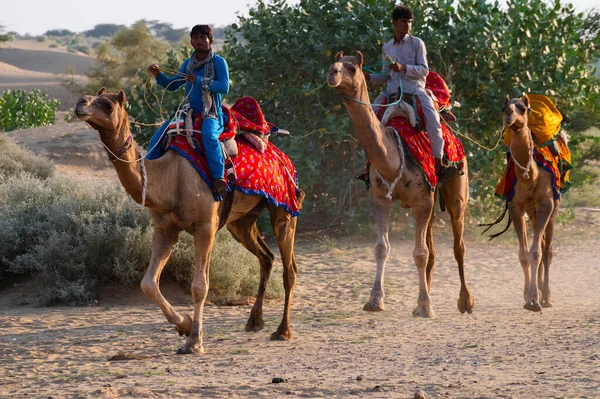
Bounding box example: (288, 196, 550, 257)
(186, 73, 197, 83)
(147, 64, 160, 77)
(364, 72, 371, 82)
(390, 62, 407, 73)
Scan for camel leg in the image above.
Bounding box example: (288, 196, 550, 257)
(540, 201, 559, 308)
(364, 196, 393, 312)
(425, 212, 435, 292)
(412, 200, 436, 318)
(442, 181, 474, 314)
(524, 200, 554, 312)
(226, 213, 275, 332)
(510, 205, 532, 308)
(140, 228, 193, 337)
(177, 223, 217, 354)
(268, 205, 298, 340)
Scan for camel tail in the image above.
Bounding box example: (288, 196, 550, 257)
(479, 202, 513, 240)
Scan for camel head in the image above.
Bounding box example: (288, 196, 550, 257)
(75, 88, 128, 131)
(503, 94, 530, 129)
(326, 50, 365, 94)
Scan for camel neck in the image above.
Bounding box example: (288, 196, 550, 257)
(342, 83, 398, 177)
(509, 126, 537, 182)
(98, 117, 156, 207)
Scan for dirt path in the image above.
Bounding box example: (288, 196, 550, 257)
(1, 230, 599, 398)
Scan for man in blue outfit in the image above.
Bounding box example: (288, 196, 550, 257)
(147, 24, 230, 196)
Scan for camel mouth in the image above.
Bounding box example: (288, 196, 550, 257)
(74, 111, 93, 121)
(326, 75, 341, 88)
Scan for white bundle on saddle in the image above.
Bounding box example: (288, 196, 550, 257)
(381, 100, 417, 128)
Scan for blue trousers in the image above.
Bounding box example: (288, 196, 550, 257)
(146, 115, 225, 180)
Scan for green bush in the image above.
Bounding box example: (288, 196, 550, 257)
(0, 90, 60, 132)
(0, 135, 55, 179)
(0, 137, 282, 305)
(220, 0, 600, 229)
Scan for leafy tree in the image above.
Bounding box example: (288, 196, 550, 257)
(86, 21, 169, 92)
(221, 0, 600, 228)
(44, 29, 75, 37)
(145, 20, 188, 43)
(0, 24, 12, 42)
(84, 23, 126, 38)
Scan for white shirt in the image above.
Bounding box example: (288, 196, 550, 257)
(371, 35, 429, 96)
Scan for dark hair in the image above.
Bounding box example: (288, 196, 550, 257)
(190, 24, 213, 42)
(392, 4, 414, 20)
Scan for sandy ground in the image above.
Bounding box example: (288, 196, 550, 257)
(1, 41, 599, 399)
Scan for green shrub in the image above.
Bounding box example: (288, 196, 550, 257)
(0, 135, 55, 179)
(0, 137, 282, 305)
(0, 90, 60, 132)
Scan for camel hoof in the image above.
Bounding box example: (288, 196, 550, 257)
(412, 306, 436, 318)
(245, 318, 265, 332)
(523, 302, 543, 312)
(175, 314, 193, 337)
(363, 302, 384, 312)
(457, 297, 475, 314)
(270, 330, 292, 341)
(541, 300, 553, 308)
(176, 345, 204, 355)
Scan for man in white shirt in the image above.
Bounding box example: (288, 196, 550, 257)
(366, 4, 458, 183)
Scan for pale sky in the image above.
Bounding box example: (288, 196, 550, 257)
(1, 0, 598, 36)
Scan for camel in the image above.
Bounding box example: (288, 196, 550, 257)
(75, 88, 303, 354)
(500, 95, 562, 311)
(326, 51, 474, 317)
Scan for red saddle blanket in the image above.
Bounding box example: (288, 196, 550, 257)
(169, 97, 301, 216)
(369, 72, 465, 190)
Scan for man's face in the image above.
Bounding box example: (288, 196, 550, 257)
(191, 33, 211, 52)
(392, 18, 413, 37)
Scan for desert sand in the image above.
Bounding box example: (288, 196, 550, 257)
(0, 40, 599, 399)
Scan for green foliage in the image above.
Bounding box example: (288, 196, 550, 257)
(0, 135, 55, 180)
(84, 24, 126, 38)
(0, 90, 60, 132)
(222, 0, 393, 229)
(221, 0, 600, 227)
(144, 20, 188, 43)
(0, 24, 12, 42)
(44, 29, 75, 37)
(86, 21, 169, 92)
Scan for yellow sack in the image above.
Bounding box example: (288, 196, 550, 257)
(526, 93, 563, 146)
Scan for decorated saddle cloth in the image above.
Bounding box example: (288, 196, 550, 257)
(167, 97, 301, 215)
(495, 94, 572, 201)
(366, 72, 465, 190)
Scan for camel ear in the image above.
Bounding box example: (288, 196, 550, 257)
(504, 95, 510, 106)
(97, 87, 106, 96)
(522, 94, 530, 109)
(335, 51, 344, 62)
(118, 90, 126, 106)
(355, 51, 363, 67)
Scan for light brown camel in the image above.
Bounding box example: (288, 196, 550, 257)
(75, 88, 303, 354)
(326, 51, 474, 317)
(502, 95, 561, 312)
